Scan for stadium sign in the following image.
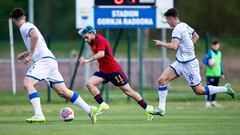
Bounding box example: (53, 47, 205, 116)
(76, 0, 173, 29)
(94, 7, 156, 28)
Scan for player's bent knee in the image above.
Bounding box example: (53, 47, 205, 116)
(23, 80, 34, 91)
(86, 80, 98, 90)
(85, 81, 93, 88)
(120, 87, 131, 95)
(158, 77, 168, 86)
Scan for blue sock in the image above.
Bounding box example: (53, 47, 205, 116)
(204, 86, 210, 95)
(70, 92, 79, 103)
(28, 92, 40, 100)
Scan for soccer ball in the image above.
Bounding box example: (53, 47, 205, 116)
(60, 107, 75, 122)
(208, 59, 215, 67)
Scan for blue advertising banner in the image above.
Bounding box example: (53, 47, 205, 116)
(94, 7, 156, 28)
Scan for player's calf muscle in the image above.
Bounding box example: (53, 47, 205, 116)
(192, 87, 205, 95)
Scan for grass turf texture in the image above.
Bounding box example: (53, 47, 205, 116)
(0, 88, 239, 135)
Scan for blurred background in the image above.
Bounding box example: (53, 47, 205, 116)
(0, 1, 239, 134)
(0, 0, 240, 93)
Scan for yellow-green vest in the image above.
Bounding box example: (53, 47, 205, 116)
(206, 50, 222, 77)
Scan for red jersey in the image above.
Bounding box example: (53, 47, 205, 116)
(90, 34, 121, 73)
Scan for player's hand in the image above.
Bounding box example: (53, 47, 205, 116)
(221, 75, 225, 80)
(17, 51, 29, 60)
(208, 59, 215, 67)
(153, 39, 165, 46)
(23, 54, 32, 65)
(79, 57, 89, 65)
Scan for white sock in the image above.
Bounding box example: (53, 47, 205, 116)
(30, 97, 44, 116)
(71, 94, 91, 113)
(28, 92, 44, 116)
(100, 102, 107, 106)
(158, 85, 168, 111)
(206, 85, 227, 95)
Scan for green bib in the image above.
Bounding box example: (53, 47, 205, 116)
(206, 50, 222, 77)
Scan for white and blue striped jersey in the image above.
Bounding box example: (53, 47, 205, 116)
(20, 22, 55, 62)
(172, 22, 196, 63)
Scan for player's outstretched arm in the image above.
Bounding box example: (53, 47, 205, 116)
(153, 39, 179, 50)
(79, 51, 105, 65)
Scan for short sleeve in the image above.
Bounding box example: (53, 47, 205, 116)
(172, 26, 181, 41)
(21, 23, 34, 37)
(188, 26, 195, 36)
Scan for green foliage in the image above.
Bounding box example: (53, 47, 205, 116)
(1, 0, 240, 42)
(176, 0, 240, 36)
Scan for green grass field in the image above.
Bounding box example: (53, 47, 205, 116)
(0, 88, 239, 135)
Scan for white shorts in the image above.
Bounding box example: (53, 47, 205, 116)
(26, 57, 64, 87)
(170, 58, 202, 87)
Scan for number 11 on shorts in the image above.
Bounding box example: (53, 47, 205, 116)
(115, 75, 124, 84)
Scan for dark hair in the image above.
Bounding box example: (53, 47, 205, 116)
(164, 8, 178, 17)
(212, 40, 219, 45)
(11, 8, 25, 19)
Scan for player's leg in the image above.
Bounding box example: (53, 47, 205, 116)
(205, 77, 220, 107)
(52, 83, 92, 113)
(205, 77, 213, 107)
(51, 83, 97, 124)
(85, 72, 109, 115)
(108, 70, 153, 120)
(23, 77, 40, 109)
(24, 62, 47, 123)
(46, 59, 98, 124)
(210, 77, 220, 107)
(118, 83, 154, 120)
(108, 70, 135, 99)
(154, 66, 179, 116)
(24, 77, 45, 123)
(191, 82, 233, 98)
(185, 59, 235, 98)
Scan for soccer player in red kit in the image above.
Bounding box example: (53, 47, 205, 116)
(78, 25, 153, 121)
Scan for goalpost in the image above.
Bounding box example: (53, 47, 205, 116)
(8, 18, 16, 95)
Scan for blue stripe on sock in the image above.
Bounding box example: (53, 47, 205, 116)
(205, 86, 210, 95)
(158, 85, 168, 91)
(70, 92, 79, 103)
(28, 92, 39, 100)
